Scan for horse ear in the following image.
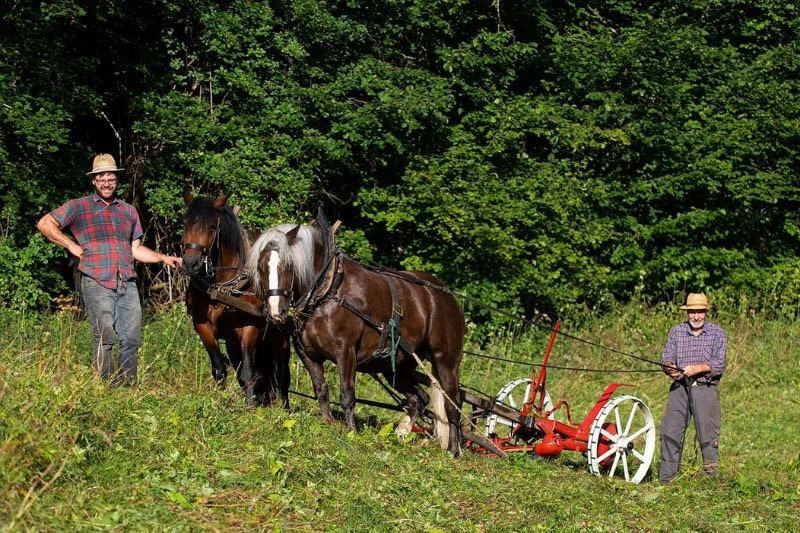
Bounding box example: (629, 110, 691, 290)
(316, 205, 329, 227)
(212, 194, 228, 209)
(285, 224, 302, 244)
(184, 192, 194, 205)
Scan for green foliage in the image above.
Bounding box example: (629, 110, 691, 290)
(0, 233, 66, 309)
(358, 93, 624, 316)
(1, 0, 799, 319)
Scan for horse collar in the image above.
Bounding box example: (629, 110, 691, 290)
(290, 249, 342, 320)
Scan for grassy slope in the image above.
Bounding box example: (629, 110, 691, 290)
(1, 305, 798, 532)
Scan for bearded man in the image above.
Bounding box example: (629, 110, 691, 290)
(37, 154, 182, 384)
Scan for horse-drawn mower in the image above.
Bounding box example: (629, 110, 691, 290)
(456, 321, 657, 484)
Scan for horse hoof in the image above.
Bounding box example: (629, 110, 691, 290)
(395, 415, 413, 440)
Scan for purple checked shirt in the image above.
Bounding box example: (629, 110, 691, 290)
(661, 321, 727, 383)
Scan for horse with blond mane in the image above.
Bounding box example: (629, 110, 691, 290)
(246, 214, 465, 455)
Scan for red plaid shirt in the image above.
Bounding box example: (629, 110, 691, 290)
(50, 194, 144, 289)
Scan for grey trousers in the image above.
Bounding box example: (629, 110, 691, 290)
(81, 275, 142, 383)
(659, 380, 721, 483)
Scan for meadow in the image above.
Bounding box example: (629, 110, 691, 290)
(1, 304, 798, 531)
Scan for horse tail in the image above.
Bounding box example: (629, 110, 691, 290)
(430, 384, 450, 450)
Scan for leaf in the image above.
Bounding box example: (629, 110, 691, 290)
(270, 461, 285, 476)
(378, 422, 394, 440)
(166, 490, 191, 508)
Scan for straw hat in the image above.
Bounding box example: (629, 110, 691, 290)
(680, 293, 709, 311)
(86, 154, 124, 175)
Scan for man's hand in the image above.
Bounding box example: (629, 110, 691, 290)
(161, 254, 183, 268)
(663, 362, 683, 380)
(682, 363, 711, 378)
(68, 243, 84, 258)
(38, 214, 83, 257)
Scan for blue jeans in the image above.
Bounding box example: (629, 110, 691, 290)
(81, 275, 142, 383)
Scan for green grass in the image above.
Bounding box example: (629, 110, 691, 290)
(1, 304, 798, 531)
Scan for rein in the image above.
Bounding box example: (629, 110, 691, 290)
(364, 261, 670, 372)
(287, 247, 411, 381)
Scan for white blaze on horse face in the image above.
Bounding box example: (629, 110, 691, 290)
(267, 250, 282, 318)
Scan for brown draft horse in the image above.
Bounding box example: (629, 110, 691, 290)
(245, 214, 465, 455)
(182, 193, 291, 407)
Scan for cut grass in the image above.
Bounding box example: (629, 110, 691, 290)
(1, 304, 798, 531)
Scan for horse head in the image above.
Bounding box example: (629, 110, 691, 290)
(247, 223, 315, 324)
(181, 193, 228, 278)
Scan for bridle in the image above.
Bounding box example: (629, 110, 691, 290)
(260, 221, 341, 328)
(182, 216, 237, 280)
(263, 245, 293, 300)
(267, 286, 292, 298)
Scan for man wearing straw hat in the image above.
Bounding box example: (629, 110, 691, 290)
(659, 292, 727, 483)
(37, 154, 182, 385)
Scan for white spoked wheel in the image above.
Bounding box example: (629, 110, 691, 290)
(587, 395, 656, 484)
(485, 378, 554, 439)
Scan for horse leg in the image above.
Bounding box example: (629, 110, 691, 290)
(254, 333, 275, 407)
(337, 349, 358, 430)
(431, 356, 463, 457)
(298, 350, 334, 423)
(275, 329, 292, 409)
(225, 341, 244, 388)
(237, 328, 263, 407)
(193, 322, 228, 387)
(260, 327, 292, 409)
(390, 371, 428, 439)
(226, 334, 261, 407)
(232, 338, 260, 408)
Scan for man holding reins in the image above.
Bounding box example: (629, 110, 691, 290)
(659, 292, 727, 483)
(37, 154, 182, 385)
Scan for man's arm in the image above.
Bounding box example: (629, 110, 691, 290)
(131, 239, 182, 268)
(37, 214, 83, 258)
(682, 362, 712, 378)
(660, 329, 683, 379)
